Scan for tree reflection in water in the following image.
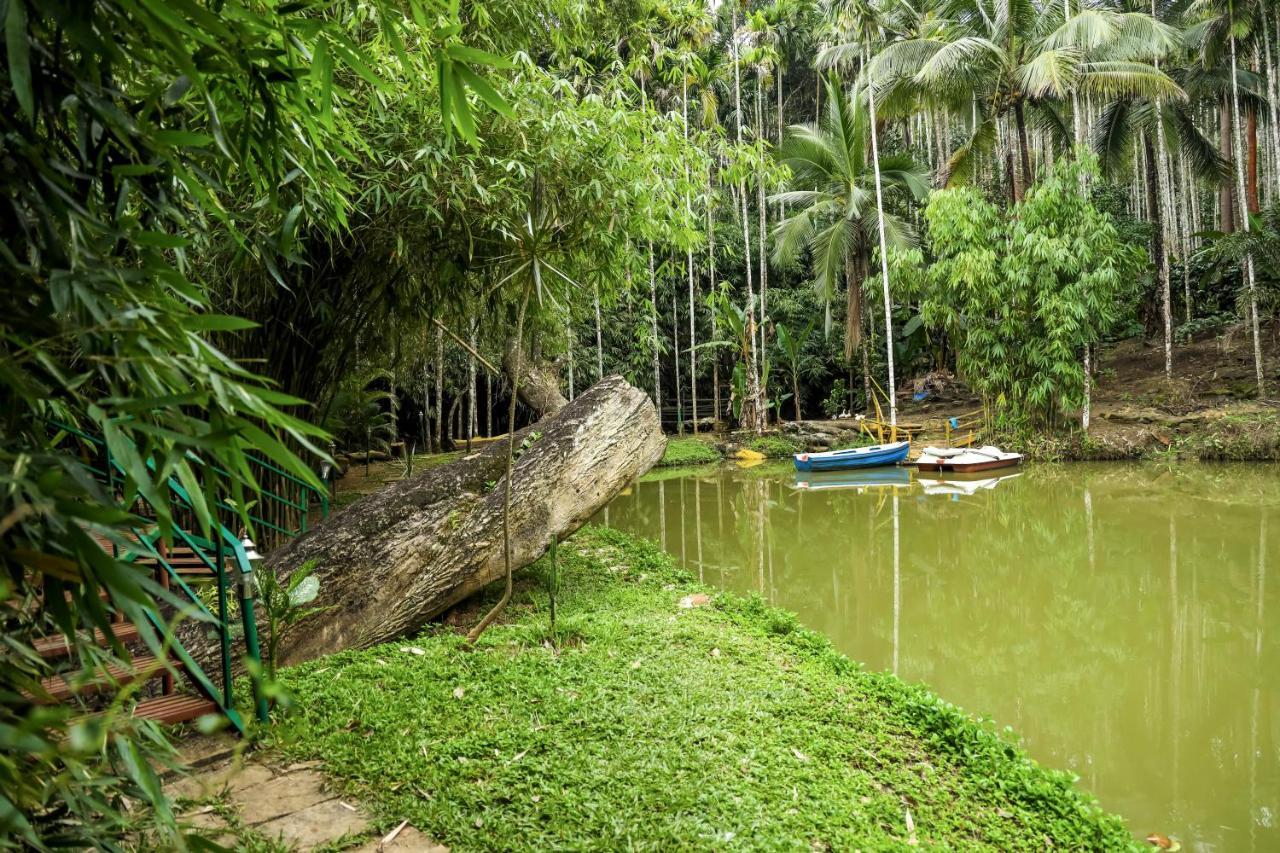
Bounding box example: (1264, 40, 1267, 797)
(599, 461, 1280, 852)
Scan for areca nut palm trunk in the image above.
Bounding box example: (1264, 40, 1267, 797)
(1229, 18, 1265, 396)
(434, 324, 444, 452)
(649, 240, 662, 415)
(593, 282, 604, 380)
(707, 161, 721, 425)
(683, 74, 698, 434)
(1151, 0, 1173, 378)
(865, 50, 897, 427)
(732, 2, 763, 432)
(757, 67, 770, 424)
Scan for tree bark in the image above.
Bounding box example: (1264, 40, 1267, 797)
(191, 377, 664, 670)
(1013, 100, 1033, 199)
(1246, 105, 1259, 214)
(502, 337, 567, 417)
(1220, 96, 1236, 233)
(1142, 131, 1170, 373)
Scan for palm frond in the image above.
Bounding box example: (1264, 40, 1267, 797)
(1081, 61, 1186, 102)
(1170, 108, 1228, 180)
(1020, 47, 1083, 99)
(1091, 98, 1133, 177)
(811, 218, 854, 302)
(915, 36, 1002, 87)
(945, 115, 998, 186)
(770, 204, 821, 267)
(1026, 101, 1072, 153)
(816, 40, 864, 71)
(1044, 9, 1121, 52)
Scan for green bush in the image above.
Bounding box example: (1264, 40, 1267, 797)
(821, 379, 849, 418)
(657, 438, 722, 467)
(747, 436, 800, 458)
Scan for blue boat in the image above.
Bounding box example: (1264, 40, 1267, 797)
(792, 440, 910, 472)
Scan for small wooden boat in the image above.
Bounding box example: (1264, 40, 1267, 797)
(921, 445, 1022, 473)
(793, 440, 909, 472)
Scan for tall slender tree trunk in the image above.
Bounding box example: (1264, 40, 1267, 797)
(1245, 106, 1259, 214)
(1229, 29, 1265, 396)
(1144, 127, 1172, 378)
(672, 290, 683, 435)
(683, 76, 698, 434)
(467, 315, 478, 443)
(1220, 96, 1236, 232)
(1180, 150, 1194, 323)
(593, 283, 604, 381)
(866, 50, 897, 427)
(732, 3, 762, 433)
(1082, 344, 1092, 430)
(1264, 21, 1280, 203)
(434, 325, 444, 452)
(1013, 99, 1033, 200)
(756, 67, 770, 426)
(707, 162, 720, 427)
(565, 312, 575, 401)
(648, 241, 662, 418)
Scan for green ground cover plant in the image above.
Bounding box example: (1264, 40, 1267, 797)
(272, 526, 1137, 851)
(657, 437, 723, 466)
(746, 435, 802, 458)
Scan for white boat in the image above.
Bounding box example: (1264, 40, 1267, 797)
(916, 445, 1022, 473)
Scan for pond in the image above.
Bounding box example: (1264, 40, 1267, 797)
(596, 461, 1280, 850)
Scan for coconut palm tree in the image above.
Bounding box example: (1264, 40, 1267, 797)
(770, 74, 928, 410)
(831, 0, 1184, 202)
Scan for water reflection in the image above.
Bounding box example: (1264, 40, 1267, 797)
(597, 462, 1280, 850)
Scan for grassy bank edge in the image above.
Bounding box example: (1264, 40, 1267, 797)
(659, 410, 1280, 466)
(267, 525, 1139, 851)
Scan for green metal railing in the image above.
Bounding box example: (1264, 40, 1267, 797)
(54, 421, 326, 727)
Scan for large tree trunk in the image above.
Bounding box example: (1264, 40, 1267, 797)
(503, 336, 567, 416)
(189, 377, 663, 670)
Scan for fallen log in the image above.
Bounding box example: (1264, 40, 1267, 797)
(187, 375, 664, 669)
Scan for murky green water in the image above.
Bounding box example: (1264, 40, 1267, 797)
(597, 461, 1280, 849)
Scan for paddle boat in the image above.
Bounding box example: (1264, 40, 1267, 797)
(917, 470, 1023, 497)
(916, 445, 1023, 473)
(792, 440, 910, 472)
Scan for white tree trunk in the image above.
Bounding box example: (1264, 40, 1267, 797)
(593, 283, 604, 381)
(865, 51, 897, 427)
(1230, 31, 1266, 396)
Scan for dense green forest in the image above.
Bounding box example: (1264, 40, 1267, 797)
(3, 0, 1279, 846)
(200, 0, 1280, 447)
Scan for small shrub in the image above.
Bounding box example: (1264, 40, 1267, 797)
(657, 438, 721, 467)
(746, 436, 800, 458)
(821, 379, 849, 418)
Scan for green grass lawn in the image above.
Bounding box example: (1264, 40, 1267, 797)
(272, 526, 1136, 851)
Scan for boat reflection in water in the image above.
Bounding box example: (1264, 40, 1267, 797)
(793, 466, 1023, 496)
(793, 467, 912, 491)
(916, 470, 1023, 497)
